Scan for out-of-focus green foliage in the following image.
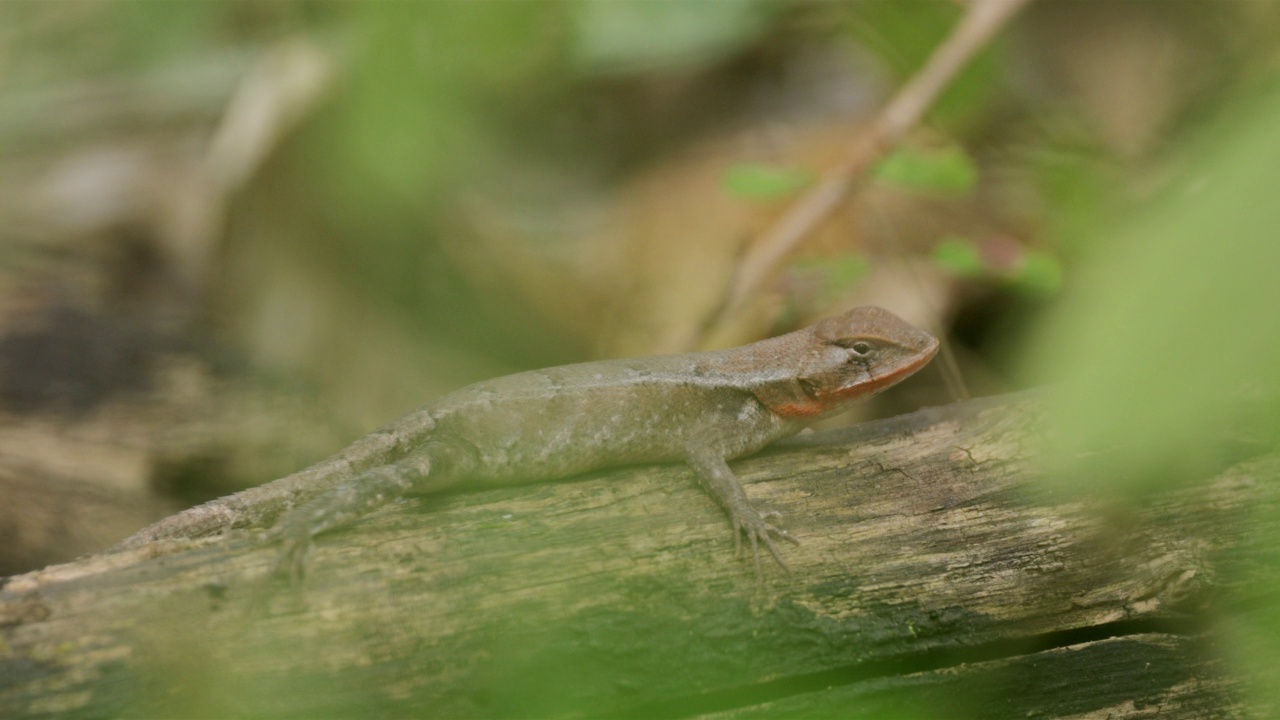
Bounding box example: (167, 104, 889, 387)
(873, 144, 978, 194)
(722, 163, 814, 199)
(1025, 84, 1280, 491)
(1025, 141, 1128, 260)
(1022, 84, 1280, 710)
(257, 2, 582, 371)
(790, 253, 871, 305)
(0, 1, 324, 90)
(842, 1, 1006, 133)
(933, 236, 985, 277)
(343, 2, 567, 193)
(933, 237, 1062, 296)
(1010, 251, 1062, 296)
(573, 0, 778, 74)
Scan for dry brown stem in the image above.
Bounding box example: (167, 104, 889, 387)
(710, 0, 1033, 339)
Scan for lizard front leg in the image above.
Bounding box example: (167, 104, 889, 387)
(685, 449, 797, 575)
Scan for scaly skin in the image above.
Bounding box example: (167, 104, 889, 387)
(115, 306, 938, 577)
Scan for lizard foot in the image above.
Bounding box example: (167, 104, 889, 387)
(731, 507, 800, 577)
(270, 529, 312, 585)
(242, 529, 311, 615)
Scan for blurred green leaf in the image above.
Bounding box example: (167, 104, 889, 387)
(1009, 251, 1063, 296)
(1022, 85, 1280, 717)
(935, 236, 1062, 296)
(842, 1, 1006, 133)
(791, 254, 870, 302)
(346, 2, 564, 193)
(1028, 142, 1127, 259)
(825, 253, 871, 291)
(843, 1, 956, 77)
(722, 163, 814, 199)
(573, 0, 776, 74)
(932, 236, 985, 276)
(1025, 84, 1280, 489)
(873, 145, 978, 194)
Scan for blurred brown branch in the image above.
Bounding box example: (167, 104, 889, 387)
(705, 0, 1032, 344)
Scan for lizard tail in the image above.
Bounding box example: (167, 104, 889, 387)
(111, 410, 436, 551)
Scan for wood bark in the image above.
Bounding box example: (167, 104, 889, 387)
(0, 393, 1272, 718)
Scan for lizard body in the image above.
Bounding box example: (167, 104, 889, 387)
(116, 306, 938, 575)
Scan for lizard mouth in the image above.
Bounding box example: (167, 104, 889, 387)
(837, 336, 939, 399)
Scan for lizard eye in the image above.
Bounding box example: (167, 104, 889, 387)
(835, 337, 876, 361)
(835, 337, 875, 353)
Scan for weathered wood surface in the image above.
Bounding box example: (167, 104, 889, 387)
(0, 469, 175, 576)
(0, 393, 1271, 718)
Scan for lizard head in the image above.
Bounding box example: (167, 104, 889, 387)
(761, 306, 939, 419)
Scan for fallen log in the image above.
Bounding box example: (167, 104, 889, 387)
(1, 393, 1269, 718)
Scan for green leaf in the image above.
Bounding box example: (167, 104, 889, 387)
(791, 254, 870, 301)
(824, 254, 871, 292)
(932, 236, 985, 277)
(574, 0, 776, 74)
(722, 163, 814, 199)
(874, 145, 978, 194)
(842, 1, 1005, 133)
(1022, 85, 1280, 501)
(1009, 251, 1063, 296)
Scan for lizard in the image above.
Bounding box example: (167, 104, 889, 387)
(114, 305, 939, 578)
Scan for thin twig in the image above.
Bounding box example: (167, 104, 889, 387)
(709, 0, 1033, 338)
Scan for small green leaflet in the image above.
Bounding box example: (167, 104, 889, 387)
(722, 163, 814, 199)
(933, 236, 986, 277)
(873, 145, 977, 194)
(1010, 251, 1063, 295)
(790, 254, 870, 302)
(933, 236, 1062, 296)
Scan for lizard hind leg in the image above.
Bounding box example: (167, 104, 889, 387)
(272, 453, 433, 582)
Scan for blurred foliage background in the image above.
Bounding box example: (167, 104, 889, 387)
(1, 0, 1279, 714)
